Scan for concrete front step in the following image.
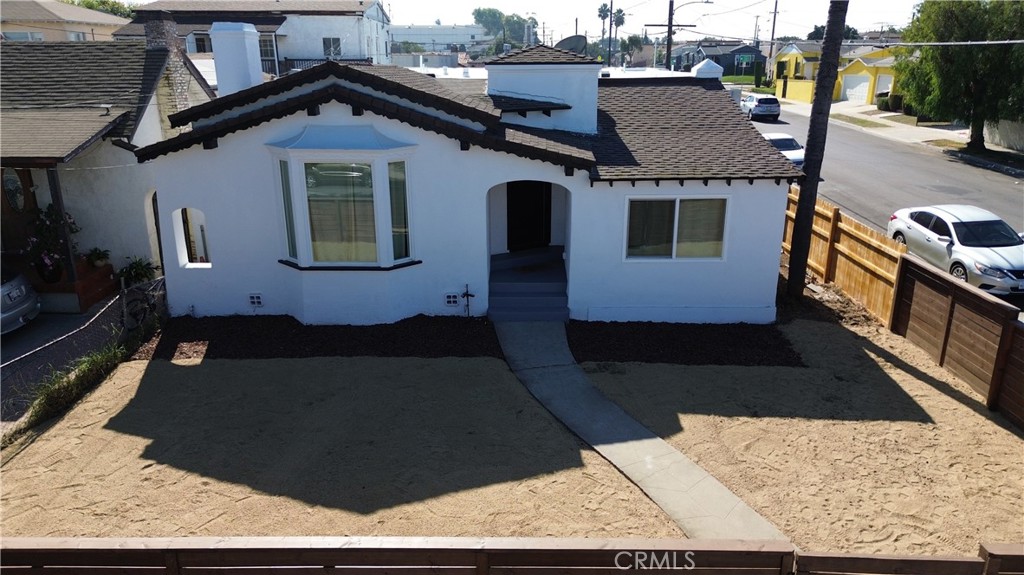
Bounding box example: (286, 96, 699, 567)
(488, 306, 570, 322)
(490, 246, 564, 271)
(490, 294, 568, 308)
(490, 281, 567, 293)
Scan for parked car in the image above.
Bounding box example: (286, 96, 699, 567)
(887, 205, 1024, 295)
(762, 132, 804, 168)
(740, 94, 780, 122)
(1, 264, 41, 335)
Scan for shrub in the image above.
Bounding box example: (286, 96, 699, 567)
(903, 102, 916, 117)
(25, 342, 126, 428)
(118, 256, 160, 287)
(888, 93, 904, 110)
(876, 97, 890, 111)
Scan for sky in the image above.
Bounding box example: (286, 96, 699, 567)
(384, 0, 920, 45)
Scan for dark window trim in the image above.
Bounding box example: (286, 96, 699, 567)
(278, 259, 422, 271)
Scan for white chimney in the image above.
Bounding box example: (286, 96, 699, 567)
(210, 22, 264, 95)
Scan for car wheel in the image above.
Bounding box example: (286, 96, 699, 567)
(950, 263, 968, 282)
(746, 110, 753, 120)
(893, 233, 906, 245)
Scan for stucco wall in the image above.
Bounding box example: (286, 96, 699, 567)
(275, 12, 390, 64)
(777, 78, 815, 103)
(566, 180, 788, 323)
(147, 100, 786, 325)
(487, 64, 601, 134)
(985, 120, 1024, 153)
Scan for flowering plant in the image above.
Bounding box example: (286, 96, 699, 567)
(26, 204, 81, 274)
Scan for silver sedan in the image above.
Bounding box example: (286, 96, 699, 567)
(887, 204, 1024, 295)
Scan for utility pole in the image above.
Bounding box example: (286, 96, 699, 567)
(665, 0, 674, 69)
(575, 18, 578, 36)
(753, 15, 760, 49)
(607, 0, 614, 63)
(767, 0, 779, 66)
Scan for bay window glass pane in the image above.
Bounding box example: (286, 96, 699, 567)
(279, 160, 297, 258)
(305, 162, 376, 262)
(627, 200, 675, 257)
(388, 161, 410, 260)
(677, 198, 726, 257)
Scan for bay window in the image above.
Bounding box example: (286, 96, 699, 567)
(270, 125, 416, 269)
(627, 198, 727, 259)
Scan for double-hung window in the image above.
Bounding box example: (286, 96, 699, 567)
(323, 37, 342, 59)
(271, 125, 415, 269)
(626, 198, 727, 259)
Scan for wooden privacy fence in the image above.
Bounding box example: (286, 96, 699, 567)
(782, 186, 907, 321)
(2, 538, 1022, 575)
(890, 254, 1024, 429)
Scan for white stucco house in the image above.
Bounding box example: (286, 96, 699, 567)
(135, 39, 801, 325)
(114, 0, 392, 75)
(0, 19, 213, 311)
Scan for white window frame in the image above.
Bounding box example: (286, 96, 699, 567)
(272, 150, 415, 268)
(623, 195, 729, 262)
(323, 37, 342, 59)
(4, 31, 44, 41)
(67, 31, 87, 41)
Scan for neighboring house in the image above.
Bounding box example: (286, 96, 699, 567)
(773, 41, 822, 80)
(113, 0, 391, 75)
(834, 46, 896, 104)
(0, 19, 213, 311)
(391, 24, 493, 55)
(671, 41, 701, 70)
(695, 41, 766, 76)
(133, 42, 801, 325)
(0, 0, 128, 41)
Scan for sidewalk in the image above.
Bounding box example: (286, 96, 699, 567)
(774, 97, 1024, 178)
(494, 321, 789, 541)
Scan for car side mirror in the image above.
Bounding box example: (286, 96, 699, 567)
(1019, 232, 1024, 240)
(937, 235, 952, 244)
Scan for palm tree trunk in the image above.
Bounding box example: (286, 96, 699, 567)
(786, 0, 849, 298)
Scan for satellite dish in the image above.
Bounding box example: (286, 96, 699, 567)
(554, 35, 588, 54)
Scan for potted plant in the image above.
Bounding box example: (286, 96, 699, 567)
(118, 256, 161, 287)
(85, 247, 111, 268)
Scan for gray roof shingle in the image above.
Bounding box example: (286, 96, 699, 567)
(0, 0, 129, 25)
(0, 108, 131, 163)
(489, 44, 599, 65)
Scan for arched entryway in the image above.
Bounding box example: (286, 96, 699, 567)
(486, 181, 569, 321)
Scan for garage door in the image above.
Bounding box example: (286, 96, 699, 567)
(841, 74, 870, 102)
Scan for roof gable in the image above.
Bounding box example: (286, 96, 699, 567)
(488, 44, 599, 65)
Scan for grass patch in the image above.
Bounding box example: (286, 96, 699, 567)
(830, 114, 890, 128)
(925, 139, 1024, 171)
(24, 342, 127, 429)
(721, 75, 755, 84)
(862, 109, 888, 116)
(882, 113, 921, 126)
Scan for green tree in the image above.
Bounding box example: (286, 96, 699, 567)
(394, 41, 425, 53)
(472, 8, 506, 36)
(613, 8, 625, 38)
(621, 34, 643, 63)
(58, 0, 135, 18)
(806, 24, 860, 40)
(895, 0, 1024, 151)
(597, 3, 610, 40)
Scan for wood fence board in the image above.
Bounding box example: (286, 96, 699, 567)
(795, 552, 984, 575)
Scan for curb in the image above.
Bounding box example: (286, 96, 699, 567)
(945, 150, 1024, 180)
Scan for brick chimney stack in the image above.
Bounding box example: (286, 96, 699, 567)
(141, 11, 194, 135)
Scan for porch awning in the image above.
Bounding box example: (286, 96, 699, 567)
(267, 125, 416, 151)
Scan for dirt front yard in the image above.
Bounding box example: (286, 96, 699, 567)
(585, 295, 1024, 555)
(1, 356, 683, 538)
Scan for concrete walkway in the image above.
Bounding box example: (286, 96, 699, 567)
(494, 321, 788, 541)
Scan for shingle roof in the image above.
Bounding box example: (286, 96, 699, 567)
(0, 41, 168, 141)
(488, 44, 600, 65)
(169, 62, 502, 127)
(135, 0, 372, 13)
(139, 63, 801, 183)
(592, 77, 801, 181)
(114, 17, 285, 38)
(0, 0, 129, 25)
(0, 108, 130, 164)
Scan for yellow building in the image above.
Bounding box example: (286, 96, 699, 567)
(834, 46, 896, 104)
(1, 0, 128, 42)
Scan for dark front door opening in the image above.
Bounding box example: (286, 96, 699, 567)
(506, 181, 552, 252)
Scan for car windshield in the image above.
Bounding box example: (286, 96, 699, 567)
(768, 138, 801, 151)
(952, 220, 1024, 248)
(758, 98, 779, 105)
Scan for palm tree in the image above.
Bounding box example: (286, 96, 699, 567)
(787, 0, 849, 298)
(598, 3, 610, 40)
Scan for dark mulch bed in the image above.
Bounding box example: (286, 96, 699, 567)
(133, 313, 805, 367)
(132, 315, 505, 361)
(566, 321, 805, 367)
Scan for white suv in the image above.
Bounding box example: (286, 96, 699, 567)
(740, 94, 780, 122)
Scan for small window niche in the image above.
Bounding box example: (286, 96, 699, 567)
(172, 207, 212, 268)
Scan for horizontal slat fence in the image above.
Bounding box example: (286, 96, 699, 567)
(1, 539, 1020, 575)
(890, 254, 1023, 424)
(782, 186, 906, 321)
